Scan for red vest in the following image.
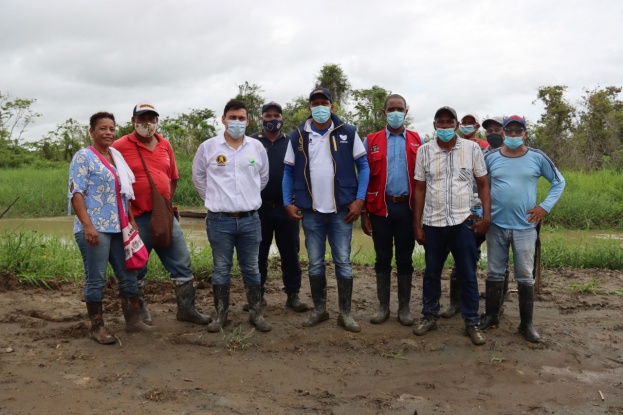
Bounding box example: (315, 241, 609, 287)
(365, 129, 422, 216)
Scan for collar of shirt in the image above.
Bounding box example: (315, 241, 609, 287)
(216, 132, 250, 148)
(432, 135, 461, 153)
(385, 127, 407, 140)
(304, 118, 334, 136)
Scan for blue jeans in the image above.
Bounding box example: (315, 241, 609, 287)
(486, 223, 537, 286)
(206, 211, 262, 286)
(422, 221, 480, 326)
(75, 231, 138, 302)
(301, 209, 353, 280)
(135, 212, 194, 286)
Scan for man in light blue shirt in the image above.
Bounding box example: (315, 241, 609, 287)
(483, 115, 565, 343)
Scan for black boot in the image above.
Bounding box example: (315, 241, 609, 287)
(336, 278, 360, 333)
(86, 302, 116, 344)
(518, 284, 541, 343)
(440, 268, 460, 318)
(397, 274, 415, 326)
(479, 280, 504, 330)
(302, 275, 330, 327)
(243, 293, 267, 311)
(285, 292, 308, 312)
(137, 285, 153, 325)
(245, 284, 272, 332)
(121, 296, 158, 333)
(207, 284, 230, 333)
(370, 272, 390, 324)
(175, 281, 212, 325)
(499, 267, 511, 316)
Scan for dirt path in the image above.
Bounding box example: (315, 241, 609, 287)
(1, 266, 622, 415)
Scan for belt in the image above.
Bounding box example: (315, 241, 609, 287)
(208, 210, 256, 218)
(385, 194, 409, 203)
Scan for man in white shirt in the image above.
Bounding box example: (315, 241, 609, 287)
(192, 99, 271, 333)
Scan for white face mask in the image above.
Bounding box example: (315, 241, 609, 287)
(134, 122, 157, 138)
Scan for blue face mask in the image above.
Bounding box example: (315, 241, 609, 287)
(436, 128, 456, 142)
(386, 111, 405, 129)
(262, 119, 282, 133)
(459, 125, 475, 135)
(504, 137, 524, 149)
(226, 120, 246, 139)
(311, 106, 331, 124)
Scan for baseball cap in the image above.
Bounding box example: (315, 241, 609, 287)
(309, 87, 333, 103)
(434, 106, 458, 120)
(461, 113, 480, 124)
(482, 116, 504, 129)
(261, 101, 282, 114)
(133, 102, 159, 117)
(503, 115, 526, 128)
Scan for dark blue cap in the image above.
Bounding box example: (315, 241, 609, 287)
(503, 115, 526, 128)
(261, 101, 282, 114)
(309, 87, 332, 103)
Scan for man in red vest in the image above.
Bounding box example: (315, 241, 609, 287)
(361, 94, 423, 326)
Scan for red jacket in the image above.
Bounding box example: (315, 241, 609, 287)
(365, 129, 422, 216)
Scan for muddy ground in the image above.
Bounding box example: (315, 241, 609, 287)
(1, 265, 622, 415)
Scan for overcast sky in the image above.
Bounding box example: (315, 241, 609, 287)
(1, 0, 621, 142)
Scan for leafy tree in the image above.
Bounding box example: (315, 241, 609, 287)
(0, 92, 41, 144)
(351, 86, 390, 138)
(282, 95, 310, 133)
(234, 82, 264, 135)
(159, 108, 218, 156)
(31, 118, 88, 162)
(532, 85, 575, 166)
(315, 63, 351, 108)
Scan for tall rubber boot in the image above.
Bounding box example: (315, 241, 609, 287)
(499, 267, 511, 317)
(302, 275, 330, 327)
(121, 296, 158, 333)
(207, 284, 230, 333)
(370, 272, 390, 324)
(137, 284, 153, 325)
(336, 278, 361, 333)
(479, 280, 504, 330)
(518, 284, 541, 343)
(397, 274, 415, 326)
(245, 284, 272, 332)
(85, 302, 116, 344)
(440, 268, 460, 318)
(175, 281, 212, 324)
(286, 292, 308, 312)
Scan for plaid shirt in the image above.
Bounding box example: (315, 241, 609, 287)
(415, 138, 487, 227)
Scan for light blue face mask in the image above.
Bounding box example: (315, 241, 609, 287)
(459, 125, 475, 135)
(386, 111, 405, 129)
(311, 106, 331, 124)
(226, 120, 246, 139)
(504, 137, 524, 149)
(436, 128, 456, 142)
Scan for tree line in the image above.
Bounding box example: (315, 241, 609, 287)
(1, 64, 621, 170)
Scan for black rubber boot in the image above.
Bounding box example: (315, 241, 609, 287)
(397, 274, 415, 326)
(440, 268, 460, 318)
(246, 284, 272, 332)
(207, 284, 230, 333)
(285, 292, 308, 312)
(175, 281, 212, 325)
(370, 272, 390, 324)
(86, 302, 116, 344)
(499, 267, 511, 316)
(243, 295, 266, 312)
(302, 275, 330, 327)
(518, 284, 541, 343)
(121, 296, 158, 333)
(336, 278, 360, 333)
(479, 280, 504, 330)
(137, 285, 153, 325)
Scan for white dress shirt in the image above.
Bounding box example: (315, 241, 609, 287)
(192, 133, 269, 212)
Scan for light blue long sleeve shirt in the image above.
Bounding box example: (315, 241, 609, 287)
(485, 148, 566, 230)
(363, 128, 410, 196)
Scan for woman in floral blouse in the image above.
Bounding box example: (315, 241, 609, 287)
(69, 112, 156, 344)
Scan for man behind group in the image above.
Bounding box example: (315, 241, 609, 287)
(112, 103, 210, 326)
(192, 99, 271, 333)
(283, 87, 370, 333)
(413, 106, 490, 345)
(248, 102, 307, 313)
(459, 113, 489, 149)
(483, 115, 565, 342)
(361, 94, 422, 326)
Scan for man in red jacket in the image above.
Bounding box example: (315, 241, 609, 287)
(361, 94, 423, 326)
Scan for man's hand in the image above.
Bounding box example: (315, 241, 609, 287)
(469, 216, 491, 236)
(361, 213, 372, 236)
(527, 206, 547, 225)
(414, 226, 425, 245)
(285, 205, 303, 221)
(344, 199, 364, 223)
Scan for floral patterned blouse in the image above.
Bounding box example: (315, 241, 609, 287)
(68, 148, 129, 234)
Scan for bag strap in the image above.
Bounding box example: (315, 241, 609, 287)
(135, 141, 158, 190)
(88, 146, 129, 227)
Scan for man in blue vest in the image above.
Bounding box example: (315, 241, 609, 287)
(361, 94, 423, 326)
(282, 87, 370, 333)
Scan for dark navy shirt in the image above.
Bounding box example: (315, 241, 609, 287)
(251, 130, 289, 206)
